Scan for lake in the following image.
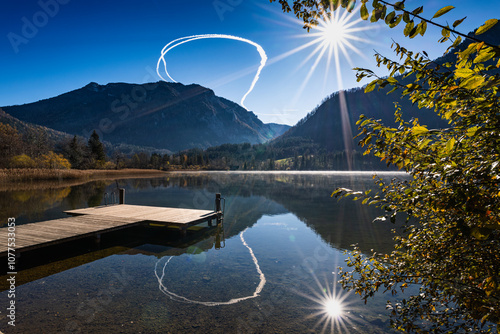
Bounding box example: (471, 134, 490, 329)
(0, 171, 408, 333)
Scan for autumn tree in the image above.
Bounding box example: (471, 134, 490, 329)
(38, 151, 71, 169)
(23, 127, 50, 159)
(0, 123, 22, 167)
(273, 0, 500, 332)
(10, 154, 36, 168)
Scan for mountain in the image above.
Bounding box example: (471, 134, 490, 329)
(0, 107, 70, 143)
(3, 81, 290, 152)
(273, 87, 445, 153)
(271, 23, 500, 157)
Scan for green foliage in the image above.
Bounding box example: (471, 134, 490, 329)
(272, 0, 500, 332)
(64, 135, 87, 169)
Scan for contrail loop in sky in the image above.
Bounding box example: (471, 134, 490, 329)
(157, 34, 267, 110)
(154, 228, 266, 306)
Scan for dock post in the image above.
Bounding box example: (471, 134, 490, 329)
(119, 188, 125, 204)
(215, 193, 221, 212)
(215, 193, 222, 225)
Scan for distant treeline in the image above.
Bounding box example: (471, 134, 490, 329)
(173, 139, 392, 171)
(0, 122, 391, 171)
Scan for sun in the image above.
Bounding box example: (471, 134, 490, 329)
(316, 15, 348, 48)
(286, 2, 374, 105)
(305, 6, 370, 68)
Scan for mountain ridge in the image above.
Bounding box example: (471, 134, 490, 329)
(3, 81, 290, 152)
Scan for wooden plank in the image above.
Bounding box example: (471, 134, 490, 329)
(0, 204, 220, 257)
(65, 205, 217, 225)
(0, 214, 144, 257)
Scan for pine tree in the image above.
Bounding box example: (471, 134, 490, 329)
(88, 130, 105, 168)
(67, 135, 84, 169)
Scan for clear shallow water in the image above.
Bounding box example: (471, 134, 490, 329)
(0, 171, 407, 333)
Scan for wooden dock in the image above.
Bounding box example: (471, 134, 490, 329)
(0, 214, 142, 257)
(0, 202, 222, 257)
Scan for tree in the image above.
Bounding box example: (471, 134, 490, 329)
(113, 150, 125, 169)
(0, 123, 22, 167)
(10, 154, 36, 168)
(23, 127, 50, 159)
(64, 135, 86, 169)
(88, 130, 106, 169)
(38, 151, 71, 169)
(161, 154, 171, 170)
(273, 0, 500, 332)
(131, 153, 141, 168)
(150, 153, 161, 170)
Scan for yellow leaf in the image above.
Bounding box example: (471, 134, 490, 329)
(460, 75, 485, 89)
(474, 50, 496, 63)
(454, 68, 475, 78)
(471, 227, 491, 240)
(476, 19, 498, 35)
(467, 126, 480, 137)
(446, 138, 456, 152)
(432, 5, 454, 19)
(411, 126, 428, 135)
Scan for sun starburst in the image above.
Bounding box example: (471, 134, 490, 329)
(314, 13, 349, 49)
(291, 4, 374, 170)
(296, 3, 373, 93)
(324, 297, 344, 318)
(301, 278, 353, 334)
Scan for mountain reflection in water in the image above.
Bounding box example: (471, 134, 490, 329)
(0, 171, 406, 334)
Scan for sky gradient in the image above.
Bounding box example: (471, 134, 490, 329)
(1, 0, 499, 125)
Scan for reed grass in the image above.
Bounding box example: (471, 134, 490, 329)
(0, 168, 169, 182)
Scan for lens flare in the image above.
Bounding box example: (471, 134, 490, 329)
(293, 271, 358, 334)
(157, 34, 267, 110)
(324, 297, 343, 318)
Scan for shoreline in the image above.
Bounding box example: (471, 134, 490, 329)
(0, 168, 405, 184)
(0, 168, 171, 182)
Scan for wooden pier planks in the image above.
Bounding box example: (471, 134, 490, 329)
(0, 215, 142, 256)
(65, 204, 219, 226)
(0, 204, 220, 257)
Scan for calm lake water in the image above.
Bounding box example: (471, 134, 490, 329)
(0, 171, 409, 333)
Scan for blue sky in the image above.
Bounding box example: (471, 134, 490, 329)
(1, 0, 499, 125)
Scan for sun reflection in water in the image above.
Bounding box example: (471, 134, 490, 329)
(294, 271, 358, 334)
(324, 297, 343, 318)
